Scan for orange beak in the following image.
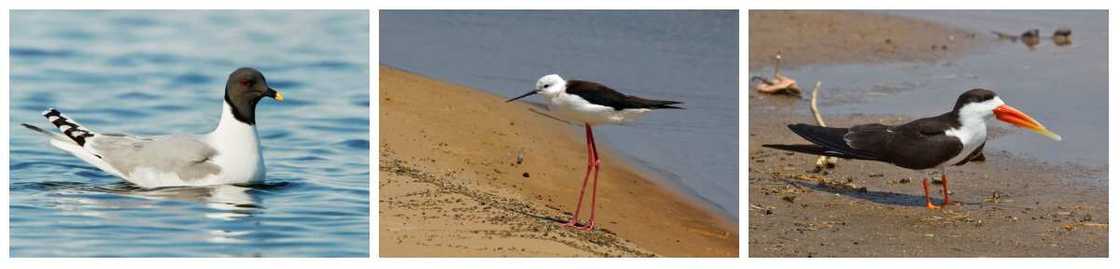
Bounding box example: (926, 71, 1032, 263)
(994, 104, 1062, 141)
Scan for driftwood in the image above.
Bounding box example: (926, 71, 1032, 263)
(809, 81, 838, 172)
(753, 52, 801, 95)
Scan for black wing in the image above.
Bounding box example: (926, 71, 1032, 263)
(880, 113, 964, 169)
(762, 123, 887, 161)
(764, 112, 966, 170)
(566, 80, 682, 110)
(953, 142, 985, 165)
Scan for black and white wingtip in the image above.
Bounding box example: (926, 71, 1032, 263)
(42, 108, 96, 146)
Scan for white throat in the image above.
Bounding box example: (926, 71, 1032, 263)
(205, 101, 265, 181)
(942, 97, 1003, 167)
(209, 101, 260, 142)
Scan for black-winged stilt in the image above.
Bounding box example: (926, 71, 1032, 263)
(506, 74, 682, 231)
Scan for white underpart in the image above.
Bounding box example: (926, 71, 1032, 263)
(196, 102, 266, 186)
(941, 97, 1004, 167)
(43, 102, 264, 188)
(534, 74, 653, 125)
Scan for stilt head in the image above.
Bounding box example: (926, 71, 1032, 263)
(535, 74, 566, 96)
(506, 74, 566, 103)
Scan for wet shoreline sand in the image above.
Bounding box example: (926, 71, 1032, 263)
(380, 65, 737, 257)
(748, 11, 1107, 257)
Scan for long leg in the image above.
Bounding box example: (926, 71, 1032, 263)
(922, 178, 940, 209)
(940, 169, 951, 206)
(565, 124, 596, 227)
(581, 124, 601, 231)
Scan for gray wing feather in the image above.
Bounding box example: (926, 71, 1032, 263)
(88, 134, 221, 181)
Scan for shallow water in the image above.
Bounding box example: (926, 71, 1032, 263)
(752, 11, 1107, 181)
(380, 11, 740, 220)
(9, 11, 370, 257)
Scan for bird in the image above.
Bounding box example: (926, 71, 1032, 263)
(506, 74, 682, 231)
(1052, 28, 1072, 46)
(21, 67, 284, 189)
(1021, 29, 1041, 49)
(763, 89, 1060, 209)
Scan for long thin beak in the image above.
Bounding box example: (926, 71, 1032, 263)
(266, 88, 284, 102)
(994, 104, 1061, 141)
(505, 90, 538, 103)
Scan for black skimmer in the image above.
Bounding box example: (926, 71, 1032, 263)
(763, 89, 1060, 208)
(506, 74, 682, 231)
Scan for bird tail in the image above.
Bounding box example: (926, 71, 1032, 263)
(763, 123, 883, 161)
(40, 108, 97, 146)
(20, 123, 75, 145)
(638, 99, 684, 109)
(761, 144, 874, 161)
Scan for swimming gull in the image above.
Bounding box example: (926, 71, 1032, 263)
(21, 67, 284, 188)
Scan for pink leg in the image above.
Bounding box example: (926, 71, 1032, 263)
(580, 125, 601, 231)
(564, 123, 596, 228)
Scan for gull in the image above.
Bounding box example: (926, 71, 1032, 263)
(22, 67, 284, 189)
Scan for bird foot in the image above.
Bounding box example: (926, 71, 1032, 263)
(562, 220, 596, 231)
(925, 202, 942, 209)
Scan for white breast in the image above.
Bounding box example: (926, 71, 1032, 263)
(546, 93, 652, 125)
(942, 118, 987, 167)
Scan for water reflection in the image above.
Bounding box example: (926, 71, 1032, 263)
(29, 182, 264, 245)
(130, 185, 259, 220)
(128, 185, 261, 244)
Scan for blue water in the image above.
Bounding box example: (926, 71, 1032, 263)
(9, 11, 370, 257)
(380, 11, 739, 220)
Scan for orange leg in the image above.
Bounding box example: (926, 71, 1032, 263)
(922, 178, 941, 209)
(941, 174, 951, 206)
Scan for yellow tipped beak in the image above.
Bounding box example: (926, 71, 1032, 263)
(994, 104, 1061, 141)
(274, 91, 284, 102)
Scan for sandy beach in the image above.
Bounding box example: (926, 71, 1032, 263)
(379, 66, 737, 257)
(748, 11, 1108, 257)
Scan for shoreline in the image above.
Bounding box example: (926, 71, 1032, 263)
(748, 11, 1107, 257)
(379, 65, 737, 257)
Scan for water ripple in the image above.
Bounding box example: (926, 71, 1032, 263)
(11, 10, 369, 257)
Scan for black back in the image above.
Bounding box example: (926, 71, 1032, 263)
(565, 80, 683, 110)
(769, 110, 966, 170)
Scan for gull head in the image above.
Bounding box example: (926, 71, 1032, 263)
(225, 67, 283, 125)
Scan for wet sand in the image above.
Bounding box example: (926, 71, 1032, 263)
(748, 11, 1108, 257)
(380, 66, 737, 257)
(749, 11, 977, 70)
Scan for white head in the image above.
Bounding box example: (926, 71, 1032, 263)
(954, 88, 1061, 141)
(535, 74, 566, 96)
(506, 74, 567, 103)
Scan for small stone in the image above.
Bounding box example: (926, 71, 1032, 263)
(522, 172, 530, 178)
(781, 195, 796, 203)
